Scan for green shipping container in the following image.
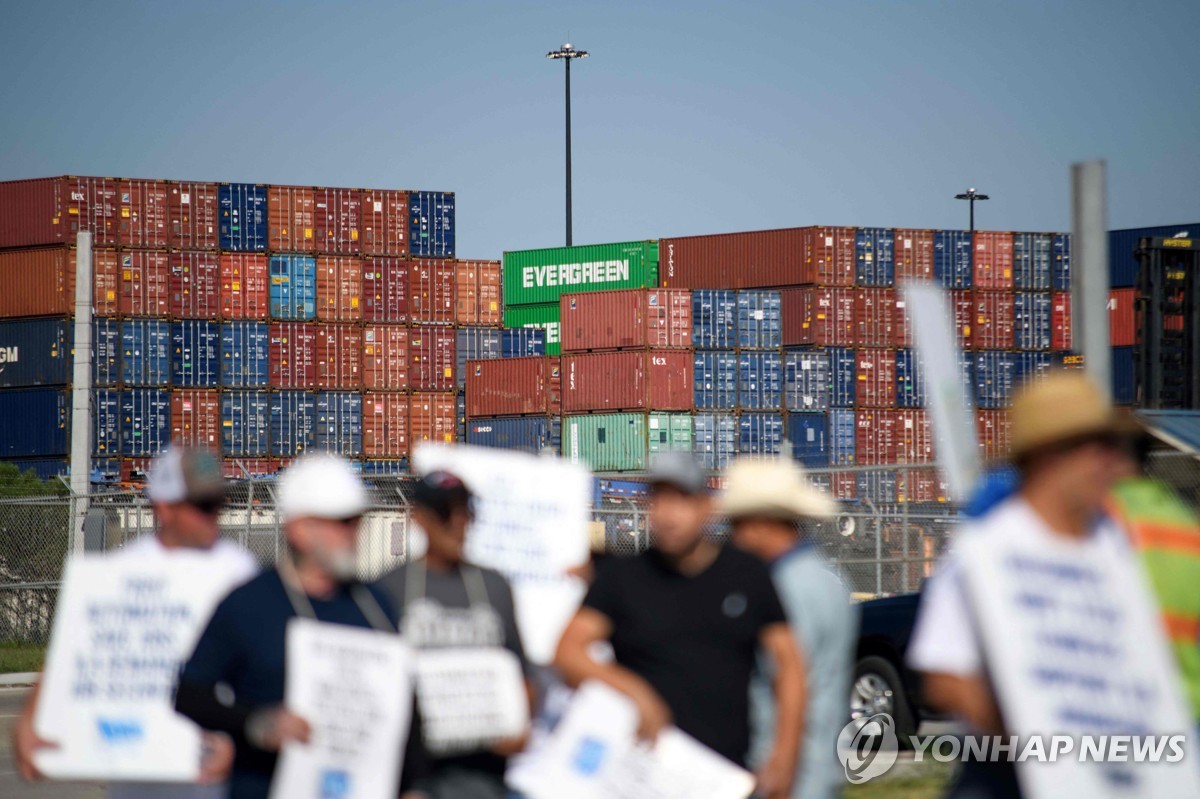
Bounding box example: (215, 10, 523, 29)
(564, 412, 692, 472)
(504, 304, 561, 355)
(503, 241, 659, 307)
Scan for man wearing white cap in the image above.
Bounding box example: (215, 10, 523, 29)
(174, 454, 424, 799)
(724, 458, 856, 799)
(11, 445, 258, 799)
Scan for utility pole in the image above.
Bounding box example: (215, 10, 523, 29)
(547, 42, 589, 246)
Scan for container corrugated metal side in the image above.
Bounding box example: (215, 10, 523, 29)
(646, 412, 693, 456)
(893, 229, 934, 282)
(783, 349, 830, 412)
(828, 348, 856, 407)
(855, 349, 896, 408)
(268, 185, 316, 253)
(362, 392, 409, 457)
(218, 183, 267, 252)
(894, 291, 914, 347)
(220, 322, 270, 388)
(691, 290, 737, 349)
(93, 250, 120, 315)
(467, 417, 560, 454)
(1012, 233, 1052, 290)
(168, 182, 219, 250)
(973, 231, 1014, 290)
(219, 254, 269, 320)
(0, 319, 71, 388)
(221, 391, 269, 457)
(94, 389, 120, 457)
(220, 458, 279, 479)
(737, 352, 782, 410)
(897, 468, 949, 504)
(1052, 233, 1071, 291)
(410, 393, 457, 449)
(560, 289, 693, 352)
(1014, 352, 1055, 390)
(895, 349, 973, 409)
(121, 319, 171, 386)
(950, 290, 974, 350)
(268, 322, 317, 389)
(170, 321, 220, 387)
(169, 252, 221, 319)
(971, 292, 1016, 350)
(976, 409, 1010, 461)
(269, 255, 317, 320)
(314, 324, 362, 390)
(456, 392, 466, 443)
(170, 389, 220, 450)
(1108, 224, 1197, 288)
(362, 257, 410, 323)
(456, 328, 503, 388)
(455, 260, 502, 326)
(0, 248, 75, 317)
(895, 409, 934, 464)
(0, 388, 69, 456)
(408, 191, 455, 259)
(806, 227, 857, 286)
(693, 351, 737, 410)
(658, 228, 811, 289)
(855, 288, 900, 348)
(563, 350, 693, 413)
(503, 241, 658, 307)
(1108, 288, 1137, 347)
(694, 413, 737, 471)
(408, 259, 456, 324)
(120, 388, 170, 456)
(1111, 346, 1135, 404)
(269, 391, 317, 457)
(315, 391, 363, 457)
(94, 319, 121, 387)
(360, 189, 408, 257)
(974, 351, 1018, 410)
(829, 408, 856, 465)
(563, 413, 647, 472)
(501, 328, 545, 358)
(315, 256, 363, 322)
(855, 228, 895, 286)
(118, 252, 171, 317)
(313, 187, 361, 255)
(1013, 292, 1052, 351)
(465, 357, 561, 417)
(855, 409, 899, 465)
(118, 179, 170, 249)
(736, 291, 782, 349)
(738, 412, 784, 456)
(934, 230, 973, 288)
(1051, 292, 1072, 351)
(0, 177, 119, 248)
(409, 326, 456, 392)
(856, 471, 898, 504)
(504, 304, 561, 356)
(786, 413, 828, 467)
(362, 325, 409, 390)
(779, 288, 855, 347)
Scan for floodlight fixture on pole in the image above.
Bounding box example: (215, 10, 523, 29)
(955, 187, 990, 233)
(547, 42, 588, 246)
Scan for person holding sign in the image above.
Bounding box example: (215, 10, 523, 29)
(174, 455, 425, 799)
(11, 445, 258, 799)
(554, 452, 806, 799)
(376, 470, 533, 799)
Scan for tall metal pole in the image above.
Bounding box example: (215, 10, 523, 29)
(70, 232, 94, 554)
(1072, 161, 1111, 396)
(969, 199, 975, 234)
(565, 56, 573, 247)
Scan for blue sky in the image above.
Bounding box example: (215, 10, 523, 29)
(2, 0, 1197, 258)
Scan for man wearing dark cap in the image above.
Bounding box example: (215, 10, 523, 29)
(554, 452, 806, 799)
(376, 470, 532, 799)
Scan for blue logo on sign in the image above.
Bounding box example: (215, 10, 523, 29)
(98, 718, 144, 745)
(572, 736, 608, 776)
(320, 769, 351, 799)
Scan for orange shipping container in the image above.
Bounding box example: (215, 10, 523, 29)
(893, 229, 935, 282)
(316, 256, 363, 321)
(466, 357, 561, 417)
(169, 252, 221, 319)
(362, 257, 410, 323)
(313, 187, 360, 255)
(92, 250, 121, 316)
(171, 389, 221, 449)
(455, 260, 502, 326)
(409, 326, 456, 391)
(118, 252, 171, 317)
(268, 185, 316, 252)
(118, 179, 170, 249)
(362, 324, 410, 390)
(168, 182, 219, 250)
(560, 289, 692, 352)
(806, 226, 857, 286)
(220, 253, 269, 320)
(950, 290, 973, 350)
(410, 393, 457, 448)
(408, 259, 455, 324)
(362, 392, 409, 457)
(658, 227, 813, 289)
(0, 176, 119, 248)
(1108, 288, 1137, 347)
(973, 231, 1015, 290)
(360, 189, 409, 257)
(315, 324, 362, 389)
(0, 248, 75, 317)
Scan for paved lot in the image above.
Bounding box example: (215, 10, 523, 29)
(0, 688, 104, 799)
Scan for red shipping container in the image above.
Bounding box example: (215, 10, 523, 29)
(269, 322, 317, 388)
(118, 178, 170, 249)
(466, 357, 562, 417)
(855, 409, 899, 465)
(0, 176, 119, 248)
(93, 250, 121, 316)
(1051, 292, 1072, 351)
(410, 393, 457, 449)
(362, 392, 410, 458)
(829, 472, 857, 500)
(313, 187, 361, 254)
(362, 324, 410, 390)
(894, 229, 935, 282)
(409, 325, 456, 391)
(562, 350, 693, 412)
(220, 253, 269, 320)
(971, 291, 1016, 350)
(314, 323, 362, 389)
(268, 185, 316, 252)
(408, 259, 455, 324)
(780, 287, 856, 347)
(950, 289, 973, 349)
(169, 252, 221, 319)
(658, 228, 812, 289)
(316, 256, 363, 322)
(119, 458, 155, 484)
(896, 468, 946, 504)
(855, 349, 897, 408)
(560, 289, 692, 352)
(895, 409, 934, 464)
(806, 226, 857, 286)
(455, 260, 502, 326)
(221, 459, 279, 479)
(171, 389, 221, 449)
(169, 181, 220, 250)
(976, 409, 1011, 462)
(854, 288, 899, 348)
(118, 252, 171, 317)
(894, 290, 914, 347)
(362, 257, 410, 322)
(360, 189, 409, 257)
(0, 248, 75, 317)
(1109, 288, 1137, 347)
(973, 231, 1015, 290)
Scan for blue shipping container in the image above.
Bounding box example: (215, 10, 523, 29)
(1108, 224, 1197, 288)
(1, 458, 69, 480)
(456, 391, 466, 443)
(94, 319, 121, 387)
(466, 416, 561, 455)
(269, 255, 317, 320)
(738, 412, 784, 455)
(693, 351, 737, 410)
(457, 328, 502, 388)
(0, 388, 69, 457)
(0, 319, 71, 388)
(593, 477, 652, 504)
(220, 322, 270, 388)
(94, 389, 120, 456)
(500, 327, 545, 358)
(314, 391, 363, 456)
(120, 320, 170, 387)
(1112, 346, 1135, 405)
(120, 388, 170, 457)
(270, 391, 316, 457)
(1012, 233, 1052, 290)
(692, 290, 737, 350)
(857, 470, 898, 504)
(934, 230, 973, 289)
(1053, 233, 1071, 291)
(694, 413, 737, 471)
(783, 349, 831, 412)
(218, 183, 268, 252)
(171, 321, 220, 388)
(895, 349, 973, 409)
(736, 291, 782, 350)
(974, 351, 1018, 410)
(361, 460, 410, 477)
(1014, 352, 1054, 390)
(738, 352, 782, 410)
(1012, 292, 1052, 351)
(829, 408, 856, 465)
(828, 348, 856, 407)
(221, 391, 269, 457)
(855, 228, 895, 287)
(786, 412, 829, 468)
(409, 191, 455, 258)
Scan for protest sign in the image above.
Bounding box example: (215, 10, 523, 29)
(269, 618, 415, 799)
(513, 681, 756, 799)
(412, 443, 592, 663)
(35, 553, 241, 781)
(414, 647, 530, 755)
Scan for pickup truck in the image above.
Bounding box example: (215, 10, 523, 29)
(852, 592, 931, 741)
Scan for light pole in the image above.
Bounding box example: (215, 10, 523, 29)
(547, 42, 588, 246)
(955, 187, 989, 233)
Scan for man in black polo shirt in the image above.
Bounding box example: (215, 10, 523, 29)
(555, 453, 806, 799)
